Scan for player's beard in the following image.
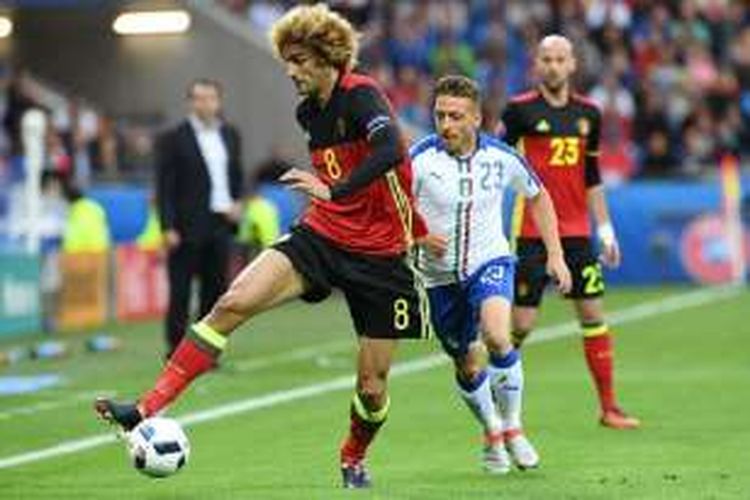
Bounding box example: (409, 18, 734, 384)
(441, 131, 471, 156)
(541, 77, 568, 97)
(440, 132, 457, 153)
(194, 109, 217, 123)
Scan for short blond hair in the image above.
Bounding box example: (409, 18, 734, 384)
(434, 75, 480, 104)
(269, 3, 359, 71)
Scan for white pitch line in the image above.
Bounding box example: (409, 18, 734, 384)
(0, 285, 740, 471)
(9, 284, 731, 421)
(0, 391, 114, 421)
(525, 283, 742, 343)
(0, 342, 352, 421)
(231, 339, 352, 372)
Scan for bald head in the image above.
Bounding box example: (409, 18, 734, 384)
(538, 34, 574, 56)
(535, 34, 576, 95)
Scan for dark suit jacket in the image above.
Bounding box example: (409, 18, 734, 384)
(156, 120, 244, 242)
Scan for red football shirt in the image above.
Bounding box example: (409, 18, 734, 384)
(296, 72, 427, 256)
(502, 90, 602, 239)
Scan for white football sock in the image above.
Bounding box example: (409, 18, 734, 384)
(488, 349, 524, 432)
(456, 369, 503, 434)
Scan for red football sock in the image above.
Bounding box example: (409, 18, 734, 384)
(583, 331, 616, 412)
(340, 395, 389, 465)
(139, 336, 218, 416)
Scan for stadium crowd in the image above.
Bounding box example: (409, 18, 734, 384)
(0, 64, 156, 188)
(5, 1, 748, 189)
(220, 0, 750, 184)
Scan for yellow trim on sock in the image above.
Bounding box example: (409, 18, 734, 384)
(192, 322, 228, 351)
(352, 393, 390, 423)
(582, 324, 609, 337)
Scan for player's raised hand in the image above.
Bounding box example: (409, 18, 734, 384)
(546, 254, 572, 294)
(280, 168, 331, 201)
(416, 233, 448, 258)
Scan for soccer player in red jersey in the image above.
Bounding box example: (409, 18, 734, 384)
(95, 4, 431, 487)
(502, 35, 640, 430)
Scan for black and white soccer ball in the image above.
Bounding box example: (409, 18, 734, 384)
(126, 417, 190, 478)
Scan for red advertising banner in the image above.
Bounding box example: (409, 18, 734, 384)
(115, 245, 168, 322)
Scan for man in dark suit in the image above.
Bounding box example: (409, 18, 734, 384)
(156, 78, 244, 356)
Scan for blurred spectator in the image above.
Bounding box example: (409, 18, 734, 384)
(38, 171, 67, 331)
(481, 97, 503, 136)
(59, 99, 92, 188)
(45, 127, 72, 177)
(671, 0, 712, 48)
(3, 67, 37, 158)
(0, 66, 157, 184)
(388, 65, 422, 111)
(89, 116, 122, 179)
(589, 68, 635, 121)
(384, 8, 432, 72)
(121, 125, 155, 178)
(429, 28, 476, 77)
(589, 68, 635, 183)
(639, 130, 678, 178)
(681, 105, 718, 177)
(633, 84, 672, 172)
(247, 0, 284, 33)
(732, 25, 750, 154)
(685, 41, 719, 94)
(475, 33, 507, 98)
(398, 79, 432, 133)
(156, 78, 244, 357)
(586, 0, 632, 32)
(136, 193, 163, 252)
(219, 0, 249, 16)
(329, 0, 375, 29)
(252, 147, 294, 183)
(238, 193, 280, 251)
(61, 180, 110, 254)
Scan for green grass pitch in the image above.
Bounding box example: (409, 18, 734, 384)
(0, 286, 748, 499)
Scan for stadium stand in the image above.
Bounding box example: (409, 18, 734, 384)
(222, 0, 750, 183)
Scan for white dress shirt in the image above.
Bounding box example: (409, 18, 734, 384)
(190, 115, 233, 213)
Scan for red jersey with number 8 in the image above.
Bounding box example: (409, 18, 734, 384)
(295, 72, 426, 256)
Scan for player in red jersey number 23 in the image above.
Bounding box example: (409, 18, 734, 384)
(502, 35, 640, 430)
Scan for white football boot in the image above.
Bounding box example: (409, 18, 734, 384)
(504, 429, 540, 470)
(482, 430, 512, 474)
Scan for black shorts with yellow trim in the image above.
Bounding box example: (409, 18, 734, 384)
(514, 237, 605, 308)
(272, 225, 431, 340)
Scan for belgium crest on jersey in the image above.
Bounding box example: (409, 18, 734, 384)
(535, 119, 551, 133)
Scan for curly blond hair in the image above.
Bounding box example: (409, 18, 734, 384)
(269, 3, 359, 71)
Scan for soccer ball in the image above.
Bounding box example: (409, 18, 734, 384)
(126, 417, 190, 478)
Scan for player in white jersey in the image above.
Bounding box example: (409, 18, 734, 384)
(411, 75, 571, 473)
